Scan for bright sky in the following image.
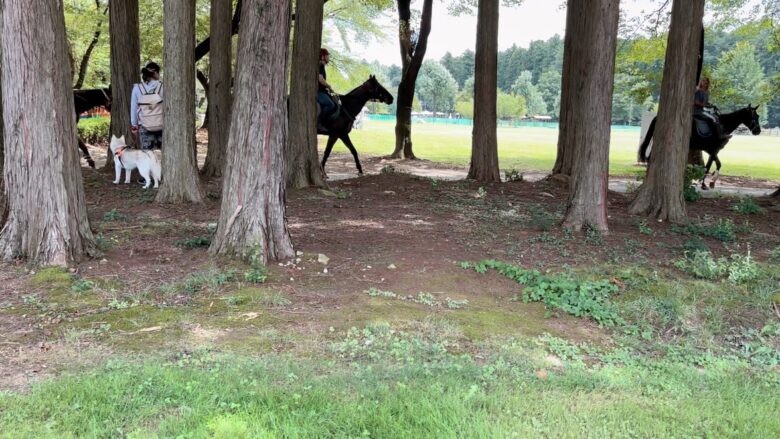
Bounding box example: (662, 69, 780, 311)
(352, 0, 661, 66)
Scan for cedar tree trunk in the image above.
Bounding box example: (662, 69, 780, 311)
(209, 0, 294, 263)
(156, 0, 203, 203)
(562, 0, 620, 233)
(201, 0, 233, 178)
(109, 0, 140, 157)
(629, 0, 704, 222)
(552, 0, 580, 176)
(390, 0, 433, 159)
(467, 0, 500, 182)
(0, 0, 97, 265)
(286, 0, 327, 189)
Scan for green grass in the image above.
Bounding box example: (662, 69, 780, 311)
(337, 120, 780, 180)
(1, 343, 778, 438)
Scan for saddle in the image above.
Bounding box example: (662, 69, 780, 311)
(693, 109, 727, 140)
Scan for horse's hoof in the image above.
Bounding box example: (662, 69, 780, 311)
(709, 182, 715, 189)
(358, 172, 364, 177)
(701, 184, 708, 191)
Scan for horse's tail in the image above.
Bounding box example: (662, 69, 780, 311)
(637, 117, 656, 163)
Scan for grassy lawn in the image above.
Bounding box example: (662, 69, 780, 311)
(1, 168, 779, 438)
(342, 120, 780, 180)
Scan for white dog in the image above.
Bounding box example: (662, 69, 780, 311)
(110, 135, 162, 189)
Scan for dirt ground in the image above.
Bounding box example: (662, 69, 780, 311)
(1, 138, 779, 392)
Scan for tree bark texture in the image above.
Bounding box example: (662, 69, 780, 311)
(0, 34, 5, 225)
(467, 0, 500, 182)
(109, 0, 140, 159)
(286, 0, 327, 189)
(194, 0, 241, 64)
(201, 0, 233, 178)
(561, 0, 619, 233)
(0, 0, 97, 265)
(391, 0, 433, 159)
(157, 0, 203, 203)
(552, 0, 579, 176)
(209, 0, 294, 264)
(74, 0, 108, 89)
(629, 0, 704, 223)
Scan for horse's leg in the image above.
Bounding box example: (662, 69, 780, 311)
(701, 154, 714, 190)
(710, 155, 722, 189)
(321, 135, 338, 173)
(339, 134, 363, 175)
(78, 136, 96, 168)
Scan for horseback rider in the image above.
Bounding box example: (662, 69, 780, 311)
(317, 48, 337, 123)
(693, 77, 727, 139)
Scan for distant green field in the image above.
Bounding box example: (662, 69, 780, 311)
(335, 120, 780, 181)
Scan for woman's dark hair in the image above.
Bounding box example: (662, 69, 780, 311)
(141, 62, 161, 82)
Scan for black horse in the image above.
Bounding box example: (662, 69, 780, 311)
(638, 105, 761, 189)
(320, 75, 393, 175)
(73, 87, 112, 168)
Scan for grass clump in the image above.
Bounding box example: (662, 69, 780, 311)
(674, 249, 760, 284)
(527, 204, 556, 231)
(462, 260, 623, 326)
(672, 216, 737, 242)
(731, 197, 764, 215)
(102, 209, 128, 222)
(771, 246, 780, 263)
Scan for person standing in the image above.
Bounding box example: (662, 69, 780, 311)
(131, 62, 164, 149)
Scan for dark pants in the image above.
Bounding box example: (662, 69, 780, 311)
(317, 91, 336, 120)
(139, 126, 162, 150)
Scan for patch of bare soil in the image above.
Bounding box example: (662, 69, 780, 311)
(1, 138, 779, 392)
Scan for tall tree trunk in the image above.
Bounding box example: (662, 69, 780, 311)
(0, 35, 5, 226)
(562, 0, 620, 233)
(0, 0, 97, 265)
(390, 0, 433, 159)
(201, 0, 232, 178)
(209, 0, 294, 264)
(74, 0, 108, 89)
(286, 0, 327, 189)
(194, 0, 241, 63)
(109, 0, 140, 160)
(629, 0, 704, 223)
(156, 0, 203, 203)
(552, 0, 579, 176)
(467, 0, 500, 182)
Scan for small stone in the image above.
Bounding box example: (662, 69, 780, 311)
(295, 258, 302, 263)
(383, 190, 397, 195)
(387, 264, 397, 270)
(296, 250, 304, 257)
(99, 259, 108, 265)
(366, 265, 372, 269)
(323, 268, 328, 274)
(68, 268, 77, 273)
(318, 254, 330, 265)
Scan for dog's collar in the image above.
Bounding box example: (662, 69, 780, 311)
(114, 145, 128, 157)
